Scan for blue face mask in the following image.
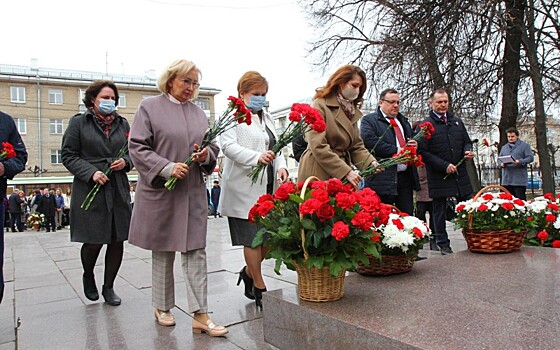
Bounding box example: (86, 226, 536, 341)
(246, 95, 266, 113)
(97, 99, 116, 115)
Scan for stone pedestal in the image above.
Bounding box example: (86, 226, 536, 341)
(263, 247, 560, 349)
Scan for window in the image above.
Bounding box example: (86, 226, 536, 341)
(118, 93, 126, 108)
(14, 118, 27, 134)
(194, 97, 210, 111)
(78, 89, 87, 112)
(50, 149, 62, 164)
(10, 86, 25, 103)
(50, 119, 63, 134)
(48, 89, 63, 104)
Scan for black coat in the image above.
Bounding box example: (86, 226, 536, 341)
(0, 112, 27, 199)
(211, 186, 221, 206)
(38, 194, 56, 217)
(8, 193, 21, 213)
(417, 111, 473, 198)
(360, 108, 420, 196)
(61, 110, 133, 244)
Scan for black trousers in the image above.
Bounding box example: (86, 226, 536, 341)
(45, 215, 56, 232)
(10, 212, 22, 232)
(504, 185, 526, 200)
(377, 171, 414, 215)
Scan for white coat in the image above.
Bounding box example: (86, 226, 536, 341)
(218, 111, 287, 219)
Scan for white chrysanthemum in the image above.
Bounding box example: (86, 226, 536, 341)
(554, 216, 560, 230)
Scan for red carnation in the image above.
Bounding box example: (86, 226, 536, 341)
(299, 198, 323, 215)
(274, 182, 295, 201)
(537, 230, 549, 242)
(392, 218, 404, 230)
(545, 214, 556, 222)
(501, 202, 514, 211)
(513, 199, 525, 206)
(547, 203, 559, 211)
(552, 240, 560, 248)
(478, 204, 489, 211)
(499, 193, 513, 200)
(311, 189, 330, 203)
(316, 203, 335, 222)
(256, 201, 275, 216)
(257, 194, 274, 204)
(412, 227, 423, 238)
(351, 211, 373, 231)
(456, 204, 466, 212)
(327, 178, 346, 196)
(331, 221, 350, 241)
(544, 193, 554, 201)
(335, 192, 358, 210)
(482, 194, 494, 201)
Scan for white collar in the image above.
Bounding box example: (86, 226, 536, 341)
(166, 94, 189, 105)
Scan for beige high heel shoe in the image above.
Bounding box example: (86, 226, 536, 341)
(192, 319, 229, 337)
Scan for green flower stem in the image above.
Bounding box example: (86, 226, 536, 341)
(443, 156, 466, 180)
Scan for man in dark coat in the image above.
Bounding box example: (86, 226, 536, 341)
(210, 180, 222, 218)
(8, 189, 23, 232)
(0, 111, 28, 304)
(361, 88, 420, 215)
(38, 188, 57, 232)
(417, 89, 474, 255)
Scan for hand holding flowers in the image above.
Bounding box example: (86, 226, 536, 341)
(0, 142, 16, 160)
(247, 103, 326, 184)
(81, 134, 129, 210)
(165, 96, 252, 191)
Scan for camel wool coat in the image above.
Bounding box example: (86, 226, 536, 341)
(298, 95, 377, 181)
(128, 95, 218, 252)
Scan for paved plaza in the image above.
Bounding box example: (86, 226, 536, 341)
(0, 217, 466, 350)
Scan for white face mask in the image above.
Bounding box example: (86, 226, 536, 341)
(341, 86, 359, 101)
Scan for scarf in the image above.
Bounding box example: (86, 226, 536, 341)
(336, 93, 356, 119)
(93, 112, 115, 138)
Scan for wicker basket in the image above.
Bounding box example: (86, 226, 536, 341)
(294, 176, 346, 302)
(357, 252, 417, 276)
(463, 185, 526, 253)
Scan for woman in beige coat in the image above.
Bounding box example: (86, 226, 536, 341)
(298, 65, 378, 187)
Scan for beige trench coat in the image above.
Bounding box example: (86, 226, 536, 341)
(298, 95, 376, 181)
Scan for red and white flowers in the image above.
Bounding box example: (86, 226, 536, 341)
(377, 212, 431, 254)
(453, 191, 528, 232)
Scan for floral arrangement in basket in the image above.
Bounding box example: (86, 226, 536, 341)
(377, 211, 431, 256)
(27, 213, 46, 226)
(524, 193, 560, 248)
(453, 190, 528, 232)
(453, 185, 530, 253)
(249, 178, 383, 277)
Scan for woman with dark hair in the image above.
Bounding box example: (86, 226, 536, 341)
(219, 71, 288, 310)
(297, 65, 379, 187)
(62, 80, 133, 306)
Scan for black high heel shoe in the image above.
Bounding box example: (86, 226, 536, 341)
(253, 286, 267, 311)
(237, 266, 255, 300)
(83, 274, 99, 301)
(102, 285, 121, 306)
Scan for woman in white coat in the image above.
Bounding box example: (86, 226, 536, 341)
(219, 71, 288, 310)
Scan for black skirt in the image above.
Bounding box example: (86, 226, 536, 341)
(228, 217, 259, 247)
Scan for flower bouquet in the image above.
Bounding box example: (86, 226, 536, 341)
(247, 103, 326, 184)
(0, 142, 17, 160)
(359, 146, 424, 179)
(27, 213, 46, 230)
(165, 96, 252, 191)
(357, 208, 431, 276)
(524, 193, 560, 248)
(250, 177, 383, 301)
(453, 185, 529, 253)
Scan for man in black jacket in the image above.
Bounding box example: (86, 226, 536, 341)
(8, 189, 23, 232)
(361, 88, 420, 215)
(0, 111, 27, 304)
(417, 89, 474, 255)
(38, 188, 57, 232)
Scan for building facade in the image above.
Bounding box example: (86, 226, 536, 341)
(0, 62, 221, 180)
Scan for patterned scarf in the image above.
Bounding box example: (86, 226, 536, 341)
(336, 93, 356, 119)
(93, 111, 115, 138)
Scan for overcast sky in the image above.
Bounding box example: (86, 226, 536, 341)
(1, 0, 329, 112)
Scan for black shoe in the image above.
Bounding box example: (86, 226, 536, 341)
(253, 286, 267, 311)
(83, 274, 99, 301)
(102, 286, 121, 306)
(415, 256, 427, 261)
(429, 238, 439, 251)
(56, 226, 62, 230)
(439, 246, 453, 255)
(237, 266, 255, 300)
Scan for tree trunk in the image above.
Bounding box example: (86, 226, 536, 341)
(498, 0, 525, 152)
(523, 0, 554, 194)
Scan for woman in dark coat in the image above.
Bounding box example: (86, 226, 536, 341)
(61, 80, 133, 306)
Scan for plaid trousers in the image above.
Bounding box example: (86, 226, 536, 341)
(152, 249, 208, 314)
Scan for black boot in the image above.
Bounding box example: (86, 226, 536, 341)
(253, 286, 267, 311)
(83, 274, 99, 301)
(237, 266, 255, 300)
(102, 286, 121, 306)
